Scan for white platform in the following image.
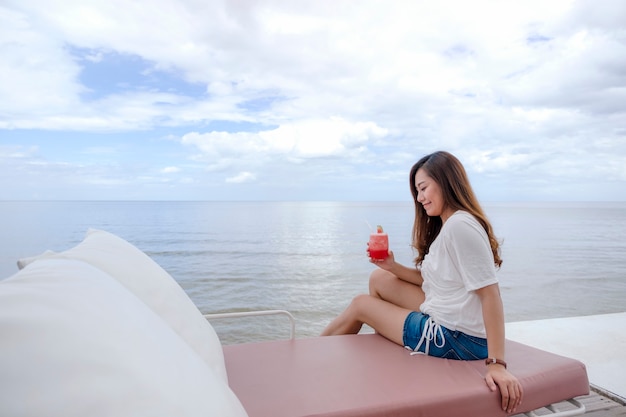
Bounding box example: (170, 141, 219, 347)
(506, 312, 626, 400)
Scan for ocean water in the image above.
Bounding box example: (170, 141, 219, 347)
(1, 201, 625, 344)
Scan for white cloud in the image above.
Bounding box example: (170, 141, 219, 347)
(4, 1, 624, 131)
(161, 166, 180, 174)
(181, 118, 387, 160)
(0, 145, 39, 159)
(0, 7, 85, 125)
(1, 0, 625, 200)
(466, 151, 538, 174)
(226, 171, 256, 184)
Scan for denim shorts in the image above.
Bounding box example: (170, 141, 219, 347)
(402, 311, 488, 360)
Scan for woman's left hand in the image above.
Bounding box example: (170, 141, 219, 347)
(368, 248, 395, 271)
(485, 366, 523, 414)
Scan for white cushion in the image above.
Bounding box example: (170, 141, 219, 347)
(18, 229, 227, 382)
(0, 258, 248, 417)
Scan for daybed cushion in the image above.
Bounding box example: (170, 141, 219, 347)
(16, 228, 227, 382)
(224, 333, 590, 417)
(0, 258, 248, 417)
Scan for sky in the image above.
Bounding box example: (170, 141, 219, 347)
(1, 0, 625, 202)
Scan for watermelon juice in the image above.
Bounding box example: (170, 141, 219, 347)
(368, 226, 389, 260)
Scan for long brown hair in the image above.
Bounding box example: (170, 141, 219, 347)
(409, 151, 502, 268)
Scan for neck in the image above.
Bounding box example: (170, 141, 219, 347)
(440, 208, 456, 224)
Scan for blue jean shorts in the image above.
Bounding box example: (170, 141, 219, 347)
(402, 311, 488, 360)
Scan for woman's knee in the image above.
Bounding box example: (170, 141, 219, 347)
(347, 294, 381, 320)
(369, 270, 424, 310)
(350, 293, 371, 310)
(369, 269, 397, 296)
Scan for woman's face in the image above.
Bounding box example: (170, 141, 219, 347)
(414, 168, 453, 222)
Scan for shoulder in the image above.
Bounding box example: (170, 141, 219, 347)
(445, 210, 483, 230)
(443, 212, 497, 276)
(443, 211, 489, 242)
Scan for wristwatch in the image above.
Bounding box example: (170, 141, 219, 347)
(485, 358, 507, 368)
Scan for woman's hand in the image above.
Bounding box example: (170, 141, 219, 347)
(485, 365, 523, 414)
(367, 245, 395, 271)
(367, 247, 424, 285)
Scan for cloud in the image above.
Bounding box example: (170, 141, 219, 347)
(0, 7, 85, 125)
(161, 166, 180, 174)
(181, 117, 388, 161)
(0, 145, 39, 159)
(226, 171, 256, 184)
(4, 1, 625, 132)
(1, 0, 625, 200)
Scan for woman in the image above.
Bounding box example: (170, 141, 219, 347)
(321, 151, 523, 413)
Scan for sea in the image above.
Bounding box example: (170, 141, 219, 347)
(1, 201, 625, 345)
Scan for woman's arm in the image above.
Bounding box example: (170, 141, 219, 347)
(475, 283, 523, 414)
(370, 250, 424, 285)
(476, 283, 506, 360)
(389, 261, 423, 285)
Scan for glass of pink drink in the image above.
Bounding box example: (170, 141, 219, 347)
(369, 225, 389, 260)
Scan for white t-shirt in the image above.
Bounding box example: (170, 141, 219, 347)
(419, 210, 498, 338)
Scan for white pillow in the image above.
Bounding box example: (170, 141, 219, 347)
(18, 229, 227, 382)
(0, 258, 248, 417)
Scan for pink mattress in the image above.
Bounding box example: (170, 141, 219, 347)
(223, 333, 589, 417)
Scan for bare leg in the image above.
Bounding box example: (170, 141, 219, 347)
(369, 269, 425, 310)
(320, 269, 425, 345)
(320, 294, 411, 346)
